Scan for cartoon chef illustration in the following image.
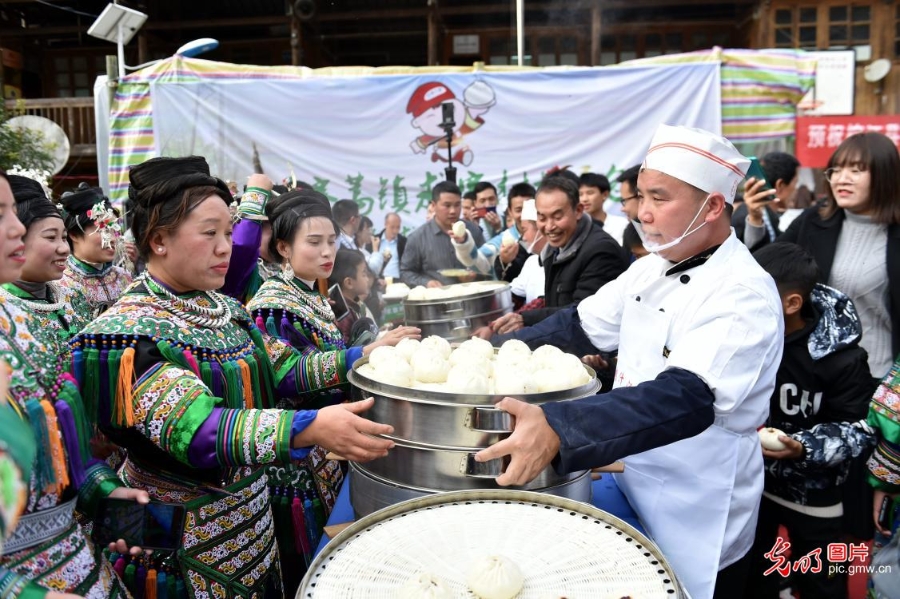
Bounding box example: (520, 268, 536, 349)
(407, 80, 496, 166)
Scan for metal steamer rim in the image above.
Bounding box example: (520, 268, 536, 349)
(298, 489, 685, 598)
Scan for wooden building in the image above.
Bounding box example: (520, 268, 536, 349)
(0, 0, 896, 182)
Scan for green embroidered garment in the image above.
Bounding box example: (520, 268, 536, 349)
(0, 290, 128, 599)
(70, 277, 338, 599)
(58, 256, 132, 318)
(246, 273, 359, 409)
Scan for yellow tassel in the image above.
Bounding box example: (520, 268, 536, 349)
(40, 399, 70, 494)
(116, 347, 136, 427)
(238, 359, 253, 409)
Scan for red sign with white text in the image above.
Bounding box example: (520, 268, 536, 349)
(796, 116, 900, 168)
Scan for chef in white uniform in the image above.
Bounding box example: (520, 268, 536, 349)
(476, 124, 784, 599)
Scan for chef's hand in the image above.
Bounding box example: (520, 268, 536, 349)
(491, 312, 524, 335)
(364, 326, 421, 354)
(499, 241, 518, 265)
(761, 435, 804, 460)
(294, 398, 395, 462)
(105, 486, 151, 556)
(472, 325, 494, 341)
(474, 398, 560, 486)
(743, 177, 777, 227)
(484, 210, 502, 230)
(581, 354, 608, 371)
(426, 280, 444, 289)
(874, 489, 897, 537)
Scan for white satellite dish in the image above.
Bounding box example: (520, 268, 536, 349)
(864, 59, 891, 83)
(6, 115, 71, 175)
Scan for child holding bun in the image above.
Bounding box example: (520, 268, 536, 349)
(743, 242, 876, 599)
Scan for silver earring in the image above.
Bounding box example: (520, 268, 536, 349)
(282, 261, 294, 278)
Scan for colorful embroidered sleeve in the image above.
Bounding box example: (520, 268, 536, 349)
(75, 461, 124, 519)
(867, 362, 900, 493)
(131, 362, 302, 468)
(0, 404, 33, 548)
(263, 333, 361, 403)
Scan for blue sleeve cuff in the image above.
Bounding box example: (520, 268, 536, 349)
(346, 346, 364, 366)
(289, 410, 318, 460)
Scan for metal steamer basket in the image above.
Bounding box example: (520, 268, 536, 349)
(348, 357, 600, 517)
(403, 282, 513, 343)
(349, 362, 600, 449)
(297, 489, 687, 598)
(349, 464, 593, 518)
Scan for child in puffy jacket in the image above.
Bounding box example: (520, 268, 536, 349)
(745, 242, 877, 599)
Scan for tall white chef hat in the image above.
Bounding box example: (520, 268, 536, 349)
(642, 124, 750, 204)
(521, 198, 537, 222)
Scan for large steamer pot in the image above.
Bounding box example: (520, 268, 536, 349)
(356, 437, 584, 491)
(403, 282, 512, 343)
(349, 462, 592, 519)
(349, 359, 600, 449)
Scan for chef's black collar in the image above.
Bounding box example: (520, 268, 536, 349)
(665, 244, 722, 277)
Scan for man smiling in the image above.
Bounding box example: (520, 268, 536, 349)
(488, 176, 627, 333)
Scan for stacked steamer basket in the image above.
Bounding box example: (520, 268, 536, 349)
(347, 344, 599, 518)
(298, 490, 687, 598)
(403, 281, 513, 343)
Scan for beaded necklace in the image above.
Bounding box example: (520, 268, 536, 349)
(139, 272, 232, 329)
(0, 281, 67, 313)
(278, 273, 334, 322)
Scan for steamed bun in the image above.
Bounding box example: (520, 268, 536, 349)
(532, 353, 590, 392)
(368, 345, 398, 369)
(450, 338, 495, 365)
(445, 364, 491, 394)
(407, 286, 428, 301)
(399, 572, 453, 599)
(532, 344, 564, 365)
(498, 339, 530, 359)
(421, 335, 452, 359)
(493, 365, 538, 395)
(411, 349, 450, 383)
(467, 554, 525, 599)
(368, 359, 414, 387)
(395, 337, 420, 362)
(355, 363, 377, 379)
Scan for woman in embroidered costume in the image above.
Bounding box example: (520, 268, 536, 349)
(70, 156, 394, 599)
(0, 174, 34, 555)
(868, 355, 900, 593)
(245, 190, 418, 591)
(0, 173, 148, 599)
(57, 184, 132, 318)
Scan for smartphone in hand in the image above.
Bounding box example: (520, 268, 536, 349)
(746, 157, 774, 200)
(92, 498, 185, 551)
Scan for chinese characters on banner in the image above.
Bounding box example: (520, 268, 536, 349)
(150, 64, 721, 231)
(796, 115, 900, 168)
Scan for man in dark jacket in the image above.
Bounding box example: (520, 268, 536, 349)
(488, 176, 628, 333)
(370, 212, 406, 279)
(745, 242, 876, 599)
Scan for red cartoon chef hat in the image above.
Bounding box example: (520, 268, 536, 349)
(406, 82, 456, 118)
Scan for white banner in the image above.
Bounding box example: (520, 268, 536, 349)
(151, 64, 720, 233)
